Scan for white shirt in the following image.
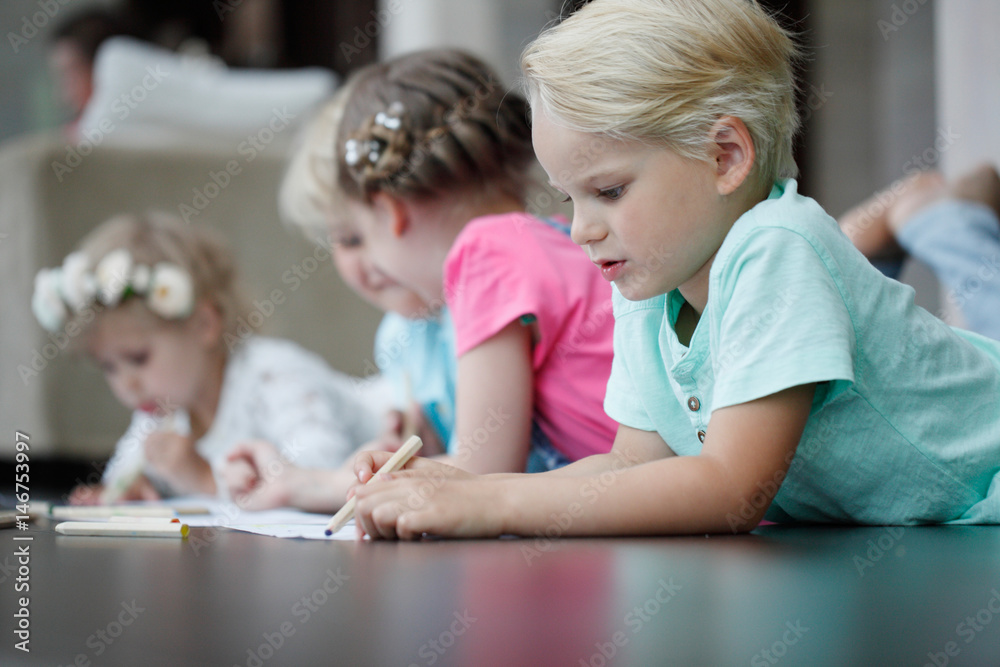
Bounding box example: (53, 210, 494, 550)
(102, 337, 389, 498)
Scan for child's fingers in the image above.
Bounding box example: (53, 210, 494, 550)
(225, 441, 257, 463)
(356, 450, 449, 483)
(357, 434, 402, 454)
(382, 409, 405, 437)
(354, 490, 402, 540)
(138, 484, 161, 501)
(69, 484, 103, 506)
(357, 478, 506, 540)
(121, 475, 160, 501)
(378, 462, 473, 484)
(228, 439, 273, 460)
(222, 458, 258, 496)
(236, 485, 283, 512)
(352, 478, 444, 540)
(353, 450, 393, 483)
(396, 509, 441, 541)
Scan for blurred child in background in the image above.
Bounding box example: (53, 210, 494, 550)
(31, 212, 381, 503)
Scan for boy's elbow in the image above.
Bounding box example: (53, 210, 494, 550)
(717, 495, 774, 534)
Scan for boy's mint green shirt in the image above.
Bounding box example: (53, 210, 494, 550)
(604, 179, 1000, 525)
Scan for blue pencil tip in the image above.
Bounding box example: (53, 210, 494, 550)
(324, 529, 332, 536)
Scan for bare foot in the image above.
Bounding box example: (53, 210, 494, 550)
(839, 170, 945, 258)
(885, 170, 948, 235)
(947, 163, 1000, 219)
(839, 197, 894, 258)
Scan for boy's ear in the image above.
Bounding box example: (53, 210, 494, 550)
(371, 192, 410, 238)
(709, 116, 756, 196)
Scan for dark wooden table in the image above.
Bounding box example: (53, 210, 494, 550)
(3, 519, 1000, 666)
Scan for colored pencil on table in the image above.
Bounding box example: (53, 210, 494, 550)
(55, 521, 189, 538)
(51, 505, 210, 519)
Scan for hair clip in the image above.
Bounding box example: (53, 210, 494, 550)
(344, 102, 408, 172)
(31, 249, 195, 333)
(375, 101, 405, 130)
(344, 139, 362, 166)
(345, 137, 386, 167)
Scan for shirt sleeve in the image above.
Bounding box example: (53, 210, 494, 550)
(602, 288, 659, 431)
(710, 226, 857, 411)
(444, 218, 566, 358)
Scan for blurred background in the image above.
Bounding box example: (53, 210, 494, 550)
(1, 0, 998, 487)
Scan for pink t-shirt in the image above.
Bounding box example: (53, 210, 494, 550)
(443, 212, 617, 461)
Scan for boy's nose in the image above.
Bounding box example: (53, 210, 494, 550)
(570, 210, 606, 247)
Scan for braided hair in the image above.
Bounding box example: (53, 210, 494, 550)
(336, 49, 535, 204)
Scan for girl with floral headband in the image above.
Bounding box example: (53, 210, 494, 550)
(33, 212, 384, 503)
(299, 49, 618, 486)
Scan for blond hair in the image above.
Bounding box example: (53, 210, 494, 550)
(522, 0, 801, 189)
(73, 212, 246, 338)
(279, 84, 357, 242)
(334, 49, 535, 203)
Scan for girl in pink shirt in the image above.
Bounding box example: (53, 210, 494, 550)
(331, 49, 616, 473)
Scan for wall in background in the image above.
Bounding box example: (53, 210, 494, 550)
(378, 0, 559, 86)
(803, 0, 936, 216)
(802, 0, 938, 312)
(936, 1, 1000, 175)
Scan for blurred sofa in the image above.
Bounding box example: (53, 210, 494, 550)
(0, 131, 382, 460)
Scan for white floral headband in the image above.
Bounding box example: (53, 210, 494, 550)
(31, 249, 195, 333)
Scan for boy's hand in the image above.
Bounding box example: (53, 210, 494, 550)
(353, 477, 507, 540)
(144, 431, 215, 495)
(351, 450, 471, 485)
(347, 452, 479, 539)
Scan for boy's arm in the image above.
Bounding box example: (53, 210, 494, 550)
(353, 384, 814, 539)
(539, 424, 674, 476)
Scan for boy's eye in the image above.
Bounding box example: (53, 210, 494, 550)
(599, 185, 626, 201)
(337, 235, 362, 248)
(559, 194, 571, 204)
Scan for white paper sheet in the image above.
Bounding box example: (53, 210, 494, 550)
(57, 499, 361, 540)
(228, 522, 359, 540)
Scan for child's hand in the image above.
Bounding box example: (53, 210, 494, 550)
(223, 440, 298, 510)
(357, 430, 405, 455)
(69, 483, 105, 506)
(351, 449, 470, 485)
(112, 474, 161, 502)
(144, 431, 215, 495)
(221, 451, 259, 498)
(353, 477, 506, 540)
(364, 407, 447, 456)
